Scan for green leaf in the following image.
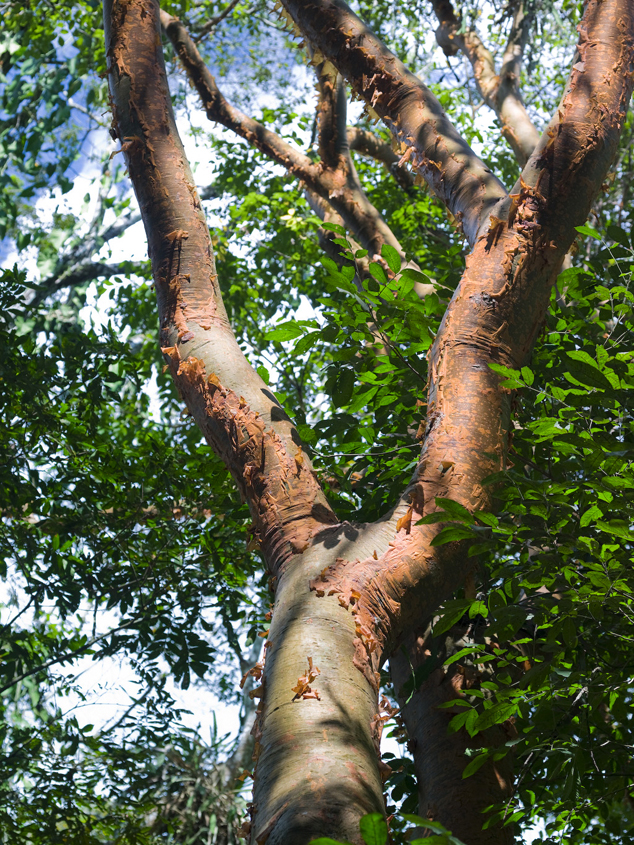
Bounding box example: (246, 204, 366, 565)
(359, 813, 388, 845)
(321, 221, 346, 235)
(369, 262, 387, 286)
(430, 525, 474, 546)
(596, 520, 634, 540)
(296, 423, 317, 444)
(332, 367, 355, 407)
(564, 356, 613, 390)
(443, 646, 484, 667)
(488, 362, 523, 388)
(402, 815, 446, 831)
(606, 224, 631, 248)
(400, 268, 433, 286)
(468, 600, 488, 619)
(310, 839, 353, 844)
(380, 243, 401, 274)
(256, 365, 270, 385)
(580, 504, 602, 527)
(473, 702, 517, 732)
(432, 602, 469, 636)
(575, 223, 601, 240)
(434, 497, 474, 524)
(462, 752, 489, 778)
(293, 331, 319, 355)
(266, 322, 304, 342)
(476, 511, 498, 528)
(521, 366, 534, 386)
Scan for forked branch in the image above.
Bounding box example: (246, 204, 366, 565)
(161, 8, 432, 288)
(279, 0, 509, 245)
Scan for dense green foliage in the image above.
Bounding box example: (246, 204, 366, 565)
(1, 1, 633, 843)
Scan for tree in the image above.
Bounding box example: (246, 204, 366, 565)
(2, 1, 634, 844)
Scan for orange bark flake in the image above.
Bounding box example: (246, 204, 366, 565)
(240, 660, 264, 689)
(395, 503, 414, 534)
(291, 656, 321, 701)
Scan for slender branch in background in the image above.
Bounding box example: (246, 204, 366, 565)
(390, 623, 514, 845)
(99, 685, 152, 737)
(224, 637, 263, 781)
(304, 188, 368, 279)
(0, 616, 143, 696)
(193, 0, 242, 43)
(432, 0, 540, 166)
(315, 58, 348, 168)
(0, 594, 35, 633)
(29, 260, 148, 308)
(68, 97, 109, 126)
(279, 0, 509, 246)
(30, 179, 217, 307)
(347, 126, 416, 192)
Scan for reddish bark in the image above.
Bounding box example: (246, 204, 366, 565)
(103, 0, 336, 572)
(104, 0, 634, 843)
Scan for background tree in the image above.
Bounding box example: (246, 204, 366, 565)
(2, 2, 634, 845)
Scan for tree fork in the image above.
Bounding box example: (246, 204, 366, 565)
(279, 0, 509, 245)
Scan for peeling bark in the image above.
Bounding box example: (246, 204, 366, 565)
(104, 0, 336, 572)
(104, 3, 387, 843)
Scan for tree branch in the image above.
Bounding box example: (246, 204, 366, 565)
(193, 0, 242, 43)
(279, 0, 509, 246)
(30, 260, 148, 308)
(315, 61, 348, 169)
(346, 126, 416, 191)
(432, 0, 540, 166)
(390, 624, 514, 844)
(0, 616, 143, 696)
(105, 0, 337, 574)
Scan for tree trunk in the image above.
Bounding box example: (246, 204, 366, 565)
(103, 0, 634, 842)
(391, 628, 514, 845)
